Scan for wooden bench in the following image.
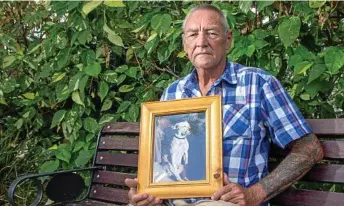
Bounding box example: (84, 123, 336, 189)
(8, 119, 344, 206)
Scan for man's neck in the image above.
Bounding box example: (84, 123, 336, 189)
(196, 60, 226, 96)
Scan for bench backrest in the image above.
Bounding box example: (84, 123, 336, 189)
(88, 119, 344, 205)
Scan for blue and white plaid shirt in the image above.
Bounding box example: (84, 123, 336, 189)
(161, 61, 312, 205)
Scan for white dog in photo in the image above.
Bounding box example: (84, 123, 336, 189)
(169, 120, 191, 180)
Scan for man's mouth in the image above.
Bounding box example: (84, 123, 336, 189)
(196, 52, 212, 57)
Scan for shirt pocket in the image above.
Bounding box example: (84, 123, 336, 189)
(223, 103, 252, 140)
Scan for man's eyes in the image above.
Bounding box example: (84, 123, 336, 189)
(187, 32, 219, 38)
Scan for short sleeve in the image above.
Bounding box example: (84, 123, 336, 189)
(260, 76, 312, 149)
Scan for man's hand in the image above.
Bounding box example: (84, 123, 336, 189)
(211, 173, 264, 206)
(125, 178, 163, 206)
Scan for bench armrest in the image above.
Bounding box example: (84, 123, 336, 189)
(8, 167, 102, 206)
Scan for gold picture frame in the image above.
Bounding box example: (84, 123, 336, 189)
(137, 95, 223, 199)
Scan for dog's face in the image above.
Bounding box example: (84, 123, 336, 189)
(173, 121, 191, 138)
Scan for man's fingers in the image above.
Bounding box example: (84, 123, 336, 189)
(223, 172, 230, 185)
(125, 178, 138, 188)
(145, 196, 162, 206)
(219, 192, 236, 202)
(132, 194, 149, 205)
(211, 184, 232, 200)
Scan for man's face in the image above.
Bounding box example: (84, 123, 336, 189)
(183, 9, 232, 70)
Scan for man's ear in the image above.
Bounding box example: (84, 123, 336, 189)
(182, 34, 187, 53)
(225, 29, 232, 50)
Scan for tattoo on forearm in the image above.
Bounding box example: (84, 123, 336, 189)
(261, 133, 323, 201)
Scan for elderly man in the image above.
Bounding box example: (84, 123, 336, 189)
(125, 4, 323, 206)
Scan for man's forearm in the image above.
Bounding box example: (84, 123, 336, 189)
(251, 133, 324, 204)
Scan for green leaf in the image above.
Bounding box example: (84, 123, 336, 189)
(85, 61, 101, 77)
(257, 1, 273, 11)
(72, 91, 84, 106)
(55, 33, 67, 49)
(239, 1, 252, 14)
(78, 30, 90, 45)
(52, 72, 66, 83)
(308, 64, 326, 84)
(101, 98, 112, 111)
(300, 93, 311, 101)
(22, 92, 35, 100)
(305, 81, 322, 98)
(1, 78, 16, 93)
(39, 160, 59, 173)
(117, 101, 131, 113)
(119, 85, 134, 93)
(158, 44, 170, 63)
(99, 113, 116, 125)
(79, 75, 89, 93)
(254, 40, 268, 49)
(98, 81, 109, 102)
(245, 45, 255, 57)
(288, 55, 303, 67)
(293, 61, 313, 75)
(116, 74, 126, 85)
(104, 0, 125, 7)
(253, 29, 270, 40)
(151, 14, 172, 36)
(15, 118, 23, 129)
(3, 56, 16, 68)
(325, 47, 344, 74)
(82, 1, 102, 16)
(102, 70, 118, 83)
(56, 48, 70, 69)
(309, 1, 326, 8)
(56, 84, 70, 102)
(278, 17, 301, 48)
(69, 72, 84, 92)
(51, 110, 67, 128)
(144, 32, 159, 54)
(0, 96, 7, 105)
(83, 117, 98, 133)
(74, 150, 93, 166)
(103, 23, 124, 47)
(126, 67, 138, 78)
(73, 141, 85, 152)
(177, 51, 186, 58)
(116, 65, 128, 73)
(128, 104, 139, 121)
(55, 148, 71, 163)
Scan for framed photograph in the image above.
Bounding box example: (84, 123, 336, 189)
(137, 95, 223, 199)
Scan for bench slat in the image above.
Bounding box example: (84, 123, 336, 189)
(93, 171, 136, 185)
(100, 119, 344, 136)
(99, 137, 139, 150)
(307, 119, 344, 136)
(96, 152, 138, 167)
(89, 186, 128, 204)
(322, 141, 344, 159)
(269, 163, 344, 183)
(270, 140, 344, 159)
(271, 189, 344, 206)
(102, 122, 139, 134)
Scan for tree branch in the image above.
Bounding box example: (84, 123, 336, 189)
(152, 64, 180, 79)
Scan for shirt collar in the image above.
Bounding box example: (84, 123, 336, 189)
(183, 61, 238, 92)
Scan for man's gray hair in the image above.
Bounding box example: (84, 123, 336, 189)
(182, 4, 230, 32)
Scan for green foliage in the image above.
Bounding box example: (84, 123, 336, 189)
(0, 1, 344, 204)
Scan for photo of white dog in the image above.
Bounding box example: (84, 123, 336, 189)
(169, 120, 191, 181)
(152, 112, 206, 183)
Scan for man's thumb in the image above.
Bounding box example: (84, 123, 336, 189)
(223, 172, 231, 185)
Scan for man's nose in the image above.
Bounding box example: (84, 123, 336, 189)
(196, 33, 208, 47)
